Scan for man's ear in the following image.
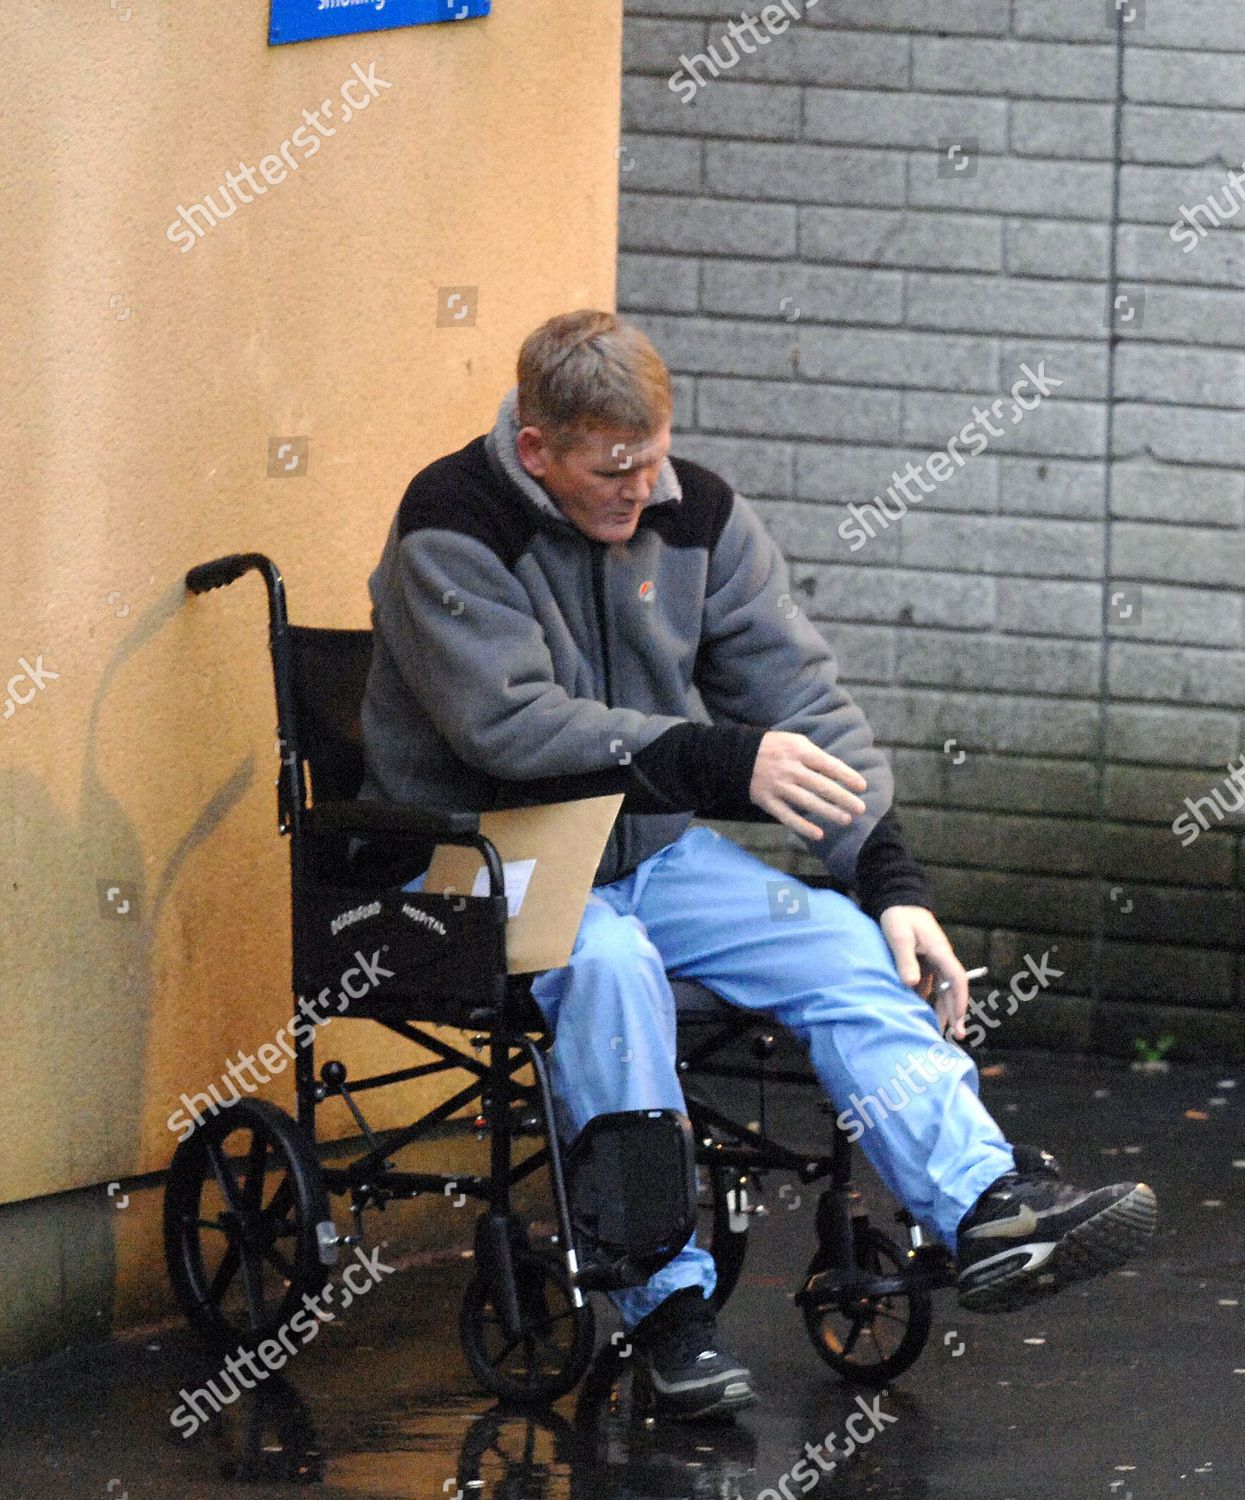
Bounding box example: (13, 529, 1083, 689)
(516, 425, 549, 478)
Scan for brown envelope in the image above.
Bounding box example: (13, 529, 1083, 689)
(422, 795, 623, 974)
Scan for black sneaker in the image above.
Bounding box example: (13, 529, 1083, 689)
(956, 1145, 1158, 1313)
(630, 1286, 757, 1420)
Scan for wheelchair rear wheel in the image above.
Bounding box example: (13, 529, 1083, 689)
(800, 1226, 932, 1385)
(164, 1098, 331, 1352)
(460, 1244, 596, 1404)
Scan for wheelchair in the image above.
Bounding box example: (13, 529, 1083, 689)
(163, 552, 959, 1404)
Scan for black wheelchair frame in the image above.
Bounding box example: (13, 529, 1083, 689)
(163, 552, 957, 1403)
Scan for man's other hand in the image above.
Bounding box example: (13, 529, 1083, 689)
(878, 904, 969, 1041)
(748, 730, 868, 841)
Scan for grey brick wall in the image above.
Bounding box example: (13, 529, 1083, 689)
(619, 0, 1245, 1062)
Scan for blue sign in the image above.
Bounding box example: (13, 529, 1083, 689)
(270, 0, 489, 46)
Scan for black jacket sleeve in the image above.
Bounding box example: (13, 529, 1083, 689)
(853, 809, 934, 920)
(488, 721, 769, 819)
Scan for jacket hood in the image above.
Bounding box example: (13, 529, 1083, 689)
(483, 384, 683, 530)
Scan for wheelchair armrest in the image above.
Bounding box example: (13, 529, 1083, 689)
(307, 800, 504, 899)
(309, 799, 480, 840)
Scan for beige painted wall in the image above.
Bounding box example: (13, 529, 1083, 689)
(0, 0, 622, 1253)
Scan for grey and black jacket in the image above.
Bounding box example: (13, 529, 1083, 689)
(357, 386, 932, 917)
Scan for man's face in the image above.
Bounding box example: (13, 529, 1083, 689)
(516, 422, 671, 544)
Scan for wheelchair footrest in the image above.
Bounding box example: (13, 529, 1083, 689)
(797, 1266, 911, 1308)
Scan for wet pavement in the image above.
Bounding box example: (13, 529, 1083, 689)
(1, 1050, 1242, 1500)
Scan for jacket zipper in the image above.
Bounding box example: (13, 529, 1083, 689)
(590, 541, 626, 878)
(590, 543, 614, 708)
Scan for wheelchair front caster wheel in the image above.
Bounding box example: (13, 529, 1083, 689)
(460, 1245, 596, 1404)
(164, 1098, 331, 1352)
(800, 1226, 932, 1385)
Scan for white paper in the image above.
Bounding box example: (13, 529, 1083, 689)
(471, 857, 537, 919)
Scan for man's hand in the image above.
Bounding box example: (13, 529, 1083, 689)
(878, 904, 969, 1041)
(748, 730, 868, 841)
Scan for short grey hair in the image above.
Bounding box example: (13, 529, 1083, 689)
(516, 309, 672, 453)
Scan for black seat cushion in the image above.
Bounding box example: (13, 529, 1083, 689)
(670, 978, 734, 1020)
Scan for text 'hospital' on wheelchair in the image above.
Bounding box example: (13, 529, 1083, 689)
(163, 552, 959, 1404)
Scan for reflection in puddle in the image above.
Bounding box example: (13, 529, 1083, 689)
(194, 1344, 759, 1499)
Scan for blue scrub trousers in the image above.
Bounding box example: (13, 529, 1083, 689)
(410, 825, 1014, 1331)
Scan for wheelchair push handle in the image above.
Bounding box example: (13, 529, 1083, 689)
(184, 552, 289, 643)
(185, 552, 269, 595)
(184, 551, 295, 818)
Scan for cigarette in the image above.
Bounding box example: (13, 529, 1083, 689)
(936, 967, 988, 994)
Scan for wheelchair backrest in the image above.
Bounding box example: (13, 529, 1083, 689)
(286, 626, 373, 806)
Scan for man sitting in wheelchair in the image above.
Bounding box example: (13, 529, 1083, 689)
(357, 309, 1157, 1420)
